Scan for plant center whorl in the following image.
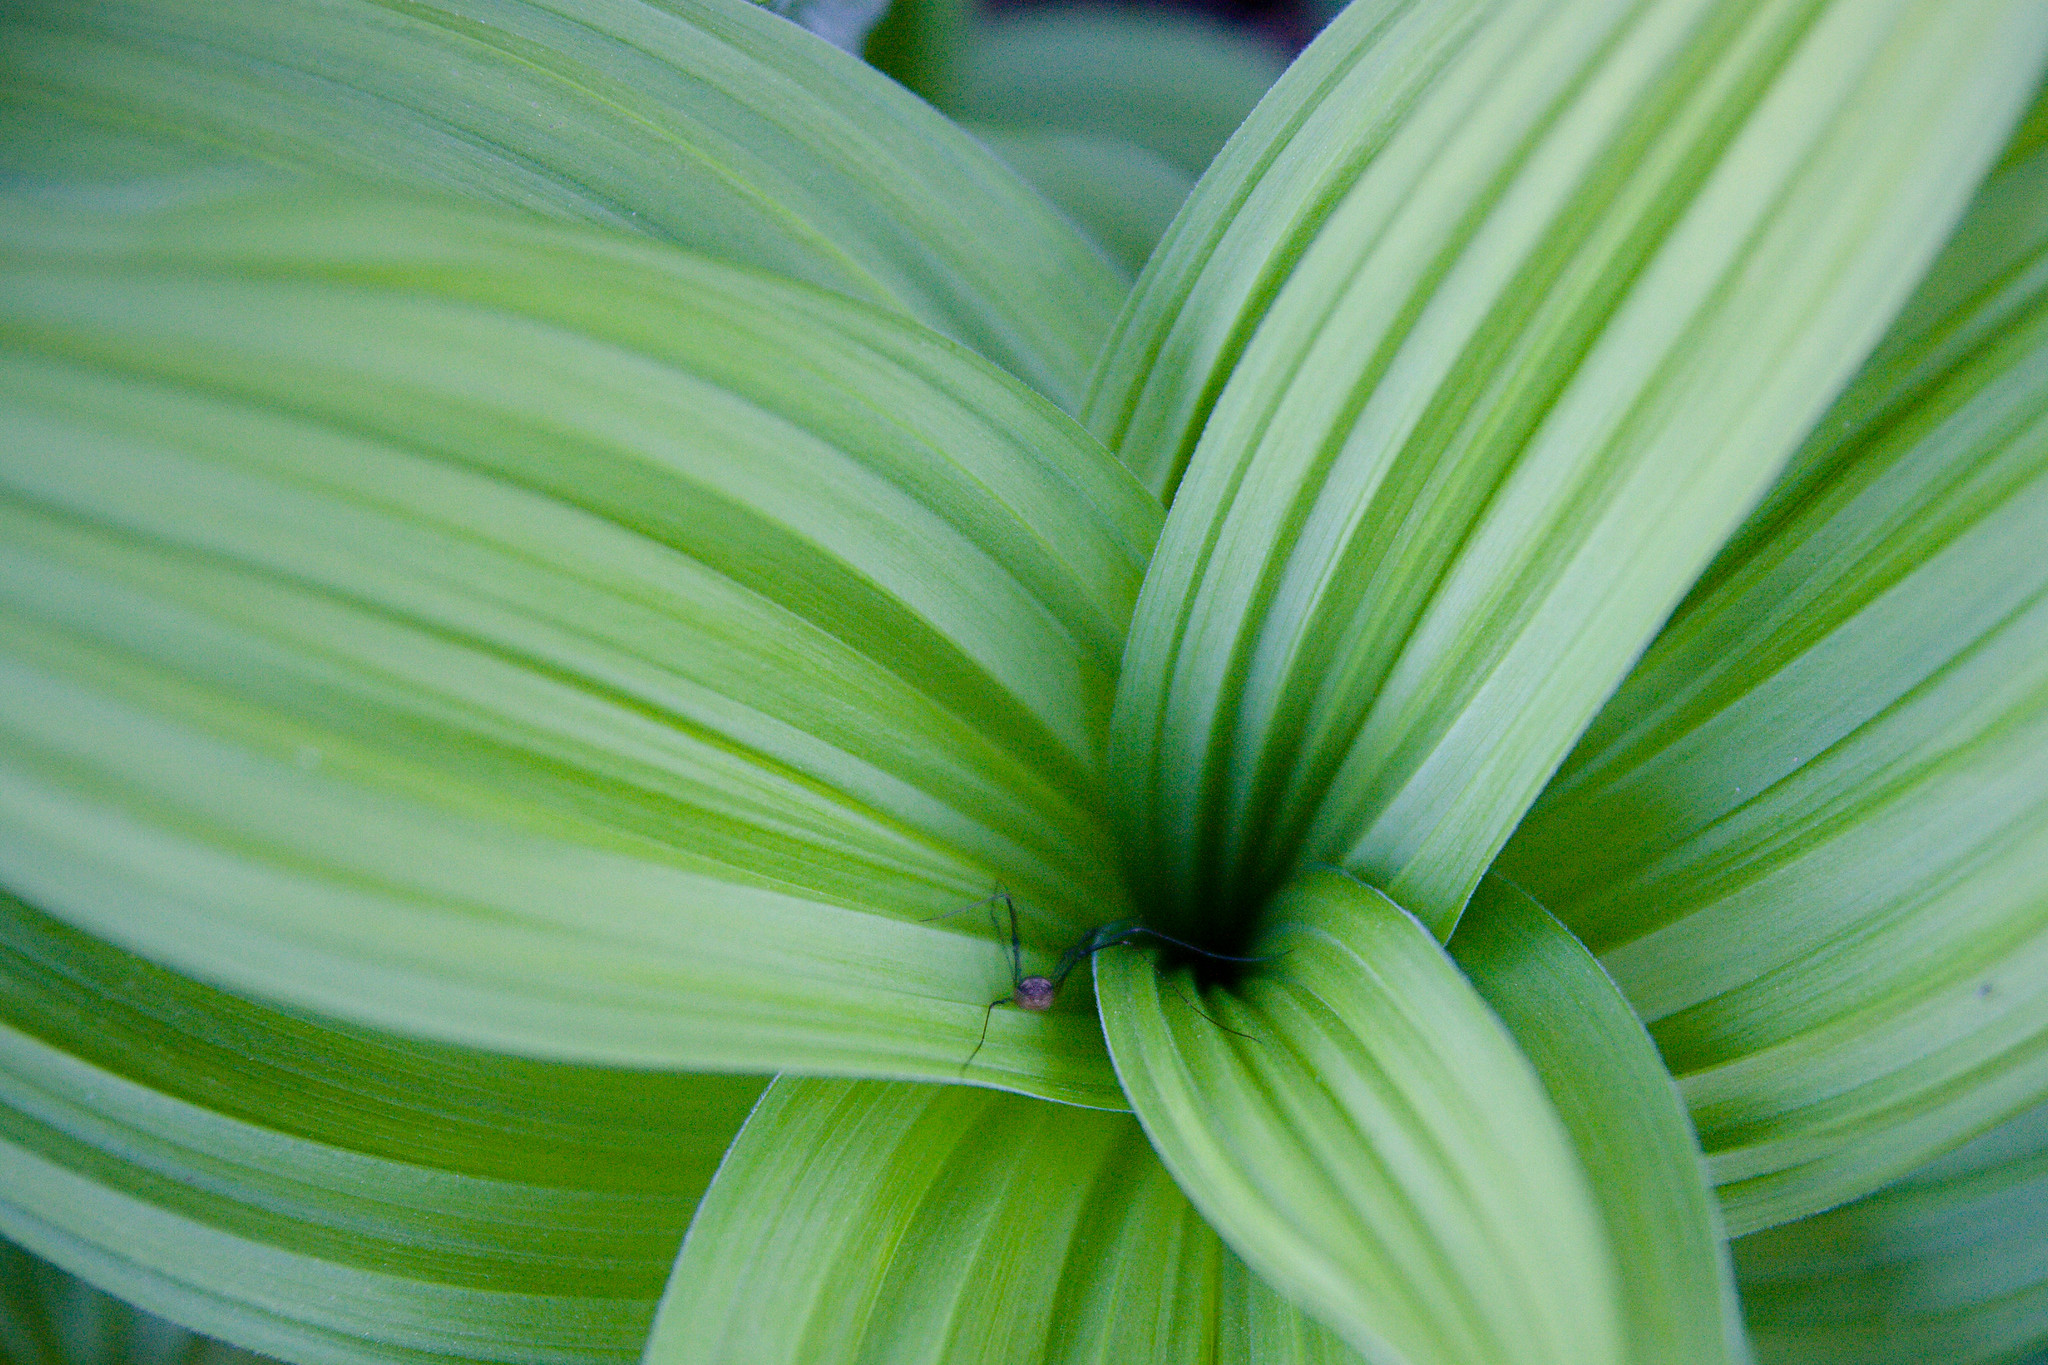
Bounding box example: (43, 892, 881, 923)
(1014, 976, 1056, 1011)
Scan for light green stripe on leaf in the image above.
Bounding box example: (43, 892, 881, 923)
(1104, 0, 2048, 947)
(647, 1076, 1358, 1365)
(1733, 1099, 2048, 1365)
(0, 191, 1151, 1103)
(0, 0, 1121, 410)
(1500, 130, 2048, 1232)
(1449, 878, 1749, 1365)
(0, 889, 760, 1364)
(1096, 867, 1621, 1365)
(1086, 0, 1497, 500)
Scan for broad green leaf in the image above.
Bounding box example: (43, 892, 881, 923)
(1726, 95, 2048, 558)
(1105, 0, 2048, 945)
(0, 888, 762, 1364)
(1733, 1099, 2048, 1364)
(1499, 134, 2048, 1231)
(1096, 867, 1621, 1365)
(0, 0, 1122, 411)
(967, 127, 1195, 277)
(1448, 878, 1749, 1365)
(648, 1076, 1359, 1365)
(0, 190, 1156, 1103)
(2, 1241, 267, 1365)
(1087, 0, 1498, 500)
(935, 10, 1286, 178)
(873, 5, 1271, 274)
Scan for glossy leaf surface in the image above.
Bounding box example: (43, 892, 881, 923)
(1449, 879, 1748, 1365)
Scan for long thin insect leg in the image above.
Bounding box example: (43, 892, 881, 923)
(1043, 925, 1255, 992)
(1053, 924, 1266, 1043)
(1043, 924, 1227, 992)
(923, 889, 1023, 1074)
(1043, 925, 1112, 991)
(961, 994, 1007, 1075)
(1059, 925, 1270, 1044)
(1165, 974, 1262, 1044)
(921, 890, 1004, 926)
(927, 888, 1031, 991)
(997, 890, 1024, 990)
(1118, 925, 1278, 964)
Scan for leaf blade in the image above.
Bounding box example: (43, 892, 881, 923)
(0, 190, 1154, 1101)
(0, 888, 761, 1364)
(1096, 867, 1623, 1365)
(647, 1076, 1359, 1365)
(938, 9, 1285, 179)
(1501, 126, 2048, 1229)
(0, 0, 1122, 409)
(1105, 0, 2048, 943)
(1733, 1099, 2048, 1364)
(1449, 878, 1749, 1365)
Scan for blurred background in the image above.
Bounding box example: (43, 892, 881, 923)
(830, 0, 1319, 269)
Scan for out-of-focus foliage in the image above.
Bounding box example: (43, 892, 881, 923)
(1736, 1100, 2048, 1364)
(2, 1241, 270, 1365)
(867, 0, 1284, 272)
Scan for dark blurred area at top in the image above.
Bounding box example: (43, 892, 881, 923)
(859, 0, 1318, 270)
(987, 0, 1318, 56)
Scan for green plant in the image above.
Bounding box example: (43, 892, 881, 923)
(2, 0, 2047, 1362)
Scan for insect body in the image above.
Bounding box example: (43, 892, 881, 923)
(1011, 972, 1057, 1011)
(929, 890, 1263, 1073)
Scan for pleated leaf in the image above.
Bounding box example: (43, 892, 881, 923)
(1096, 867, 1622, 1365)
(1734, 1098, 2048, 1364)
(1448, 878, 1749, 1365)
(0, 887, 763, 1364)
(0, 0, 1121, 410)
(1086, 0, 1499, 499)
(0, 190, 1157, 1103)
(1500, 131, 2048, 1231)
(647, 1076, 1360, 1365)
(1103, 0, 2048, 945)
